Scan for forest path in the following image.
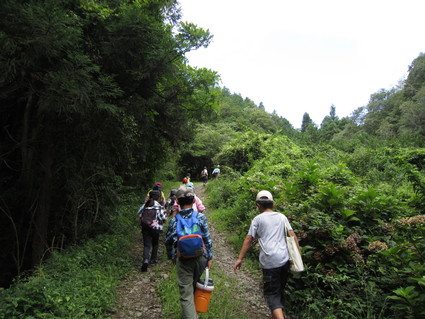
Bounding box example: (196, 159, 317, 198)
(110, 183, 270, 318)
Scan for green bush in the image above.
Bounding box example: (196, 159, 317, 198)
(205, 134, 424, 318)
(0, 196, 138, 319)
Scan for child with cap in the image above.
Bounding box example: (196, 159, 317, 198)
(172, 182, 205, 217)
(145, 182, 166, 205)
(233, 190, 301, 319)
(165, 186, 213, 319)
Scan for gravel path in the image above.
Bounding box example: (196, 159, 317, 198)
(110, 184, 271, 318)
(109, 233, 168, 319)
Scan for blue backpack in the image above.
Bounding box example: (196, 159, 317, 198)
(175, 211, 205, 258)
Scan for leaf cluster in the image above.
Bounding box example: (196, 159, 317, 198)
(205, 133, 424, 318)
(0, 0, 220, 286)
(0, 197, 138, 318)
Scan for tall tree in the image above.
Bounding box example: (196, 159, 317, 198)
(301, 112, 314, 132)
(0, 0, 219, 286)
(329, 104, 338, 121)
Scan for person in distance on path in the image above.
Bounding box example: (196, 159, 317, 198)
(200, 166, 208, 185)
(233, 190, 300, 319)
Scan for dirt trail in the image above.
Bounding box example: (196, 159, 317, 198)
(110, 228, 168, 318)
(110, 184, 270, 318)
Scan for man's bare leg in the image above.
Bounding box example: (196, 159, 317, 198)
(271, 308, 284, 319)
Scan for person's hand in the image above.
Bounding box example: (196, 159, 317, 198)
(233, 259, 243, 273)
(207, 259, 213, 270)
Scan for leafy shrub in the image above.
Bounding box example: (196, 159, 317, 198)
(205, 134, 423, 318)
(0, 197, 138, 319)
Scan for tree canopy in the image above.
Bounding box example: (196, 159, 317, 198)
(0, 0, 219, 285)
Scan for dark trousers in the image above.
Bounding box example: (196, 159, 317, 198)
(263, 262, 290, 311)
(142, 227, 160, 261)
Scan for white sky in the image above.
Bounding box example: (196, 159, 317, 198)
(178, 0, 424, 128)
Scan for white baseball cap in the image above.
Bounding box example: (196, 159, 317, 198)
(256, 190, 274, 202)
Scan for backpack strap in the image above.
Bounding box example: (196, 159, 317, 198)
(176, 210, 198, 221)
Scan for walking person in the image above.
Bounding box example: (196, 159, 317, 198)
(165, 186, 213, 319)
(233, 190, 301, 319)
(138, 190, 167, 272)
(200, 166, 208, 185)
(144, 182, 166, 205)
(211, 166, 220, 178)
(172, 182, 206, 217)
(165, 189, 177, 217)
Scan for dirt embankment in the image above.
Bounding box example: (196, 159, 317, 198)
(110, 184, 270, 318)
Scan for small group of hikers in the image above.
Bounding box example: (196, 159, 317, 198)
(138, 180, 206, 271)
(138, 180, 300, 319)
(199, 166, 221, 185)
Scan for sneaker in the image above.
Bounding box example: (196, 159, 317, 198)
(149, 259, 158, 265)
(141, 259, 149, 272)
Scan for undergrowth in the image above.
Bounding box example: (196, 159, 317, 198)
(204, 144, 425, 319)
(0, 193, 139, 319)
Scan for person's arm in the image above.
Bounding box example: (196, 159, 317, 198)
(198, 214, 213, 269)
(195, 196, 205, 212)
(164, 218, 177, 260)
(233, 235, 254, 273)
(206, 258, 213, 269)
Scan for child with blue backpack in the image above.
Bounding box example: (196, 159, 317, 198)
(165, 186, 213, 319)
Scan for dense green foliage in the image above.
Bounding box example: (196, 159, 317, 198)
(0, 193, 138, 318)
(0, 0, 219, 285)
(178, 88, 295, 177)
(197, 52, 425, 318)
(200, 85, 425, 317)
(206, 140, 424, 318)
(1, 0, 424, 317)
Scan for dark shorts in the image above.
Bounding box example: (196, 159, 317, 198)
(263, 262, 290, 311)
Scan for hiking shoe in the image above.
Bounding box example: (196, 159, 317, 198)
(141, 259, 149, 272)
(149, 259, 158, 265)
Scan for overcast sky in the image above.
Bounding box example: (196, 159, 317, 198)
(178, 0, 424, 128)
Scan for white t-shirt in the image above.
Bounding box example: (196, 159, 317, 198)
(247, 211, 293, 269)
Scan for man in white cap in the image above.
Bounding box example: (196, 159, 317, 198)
(233, 190, 301, 319)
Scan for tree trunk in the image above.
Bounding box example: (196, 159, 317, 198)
(31, 135, 53, 266)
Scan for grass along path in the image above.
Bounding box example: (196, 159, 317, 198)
(110, 183, 271, 318)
